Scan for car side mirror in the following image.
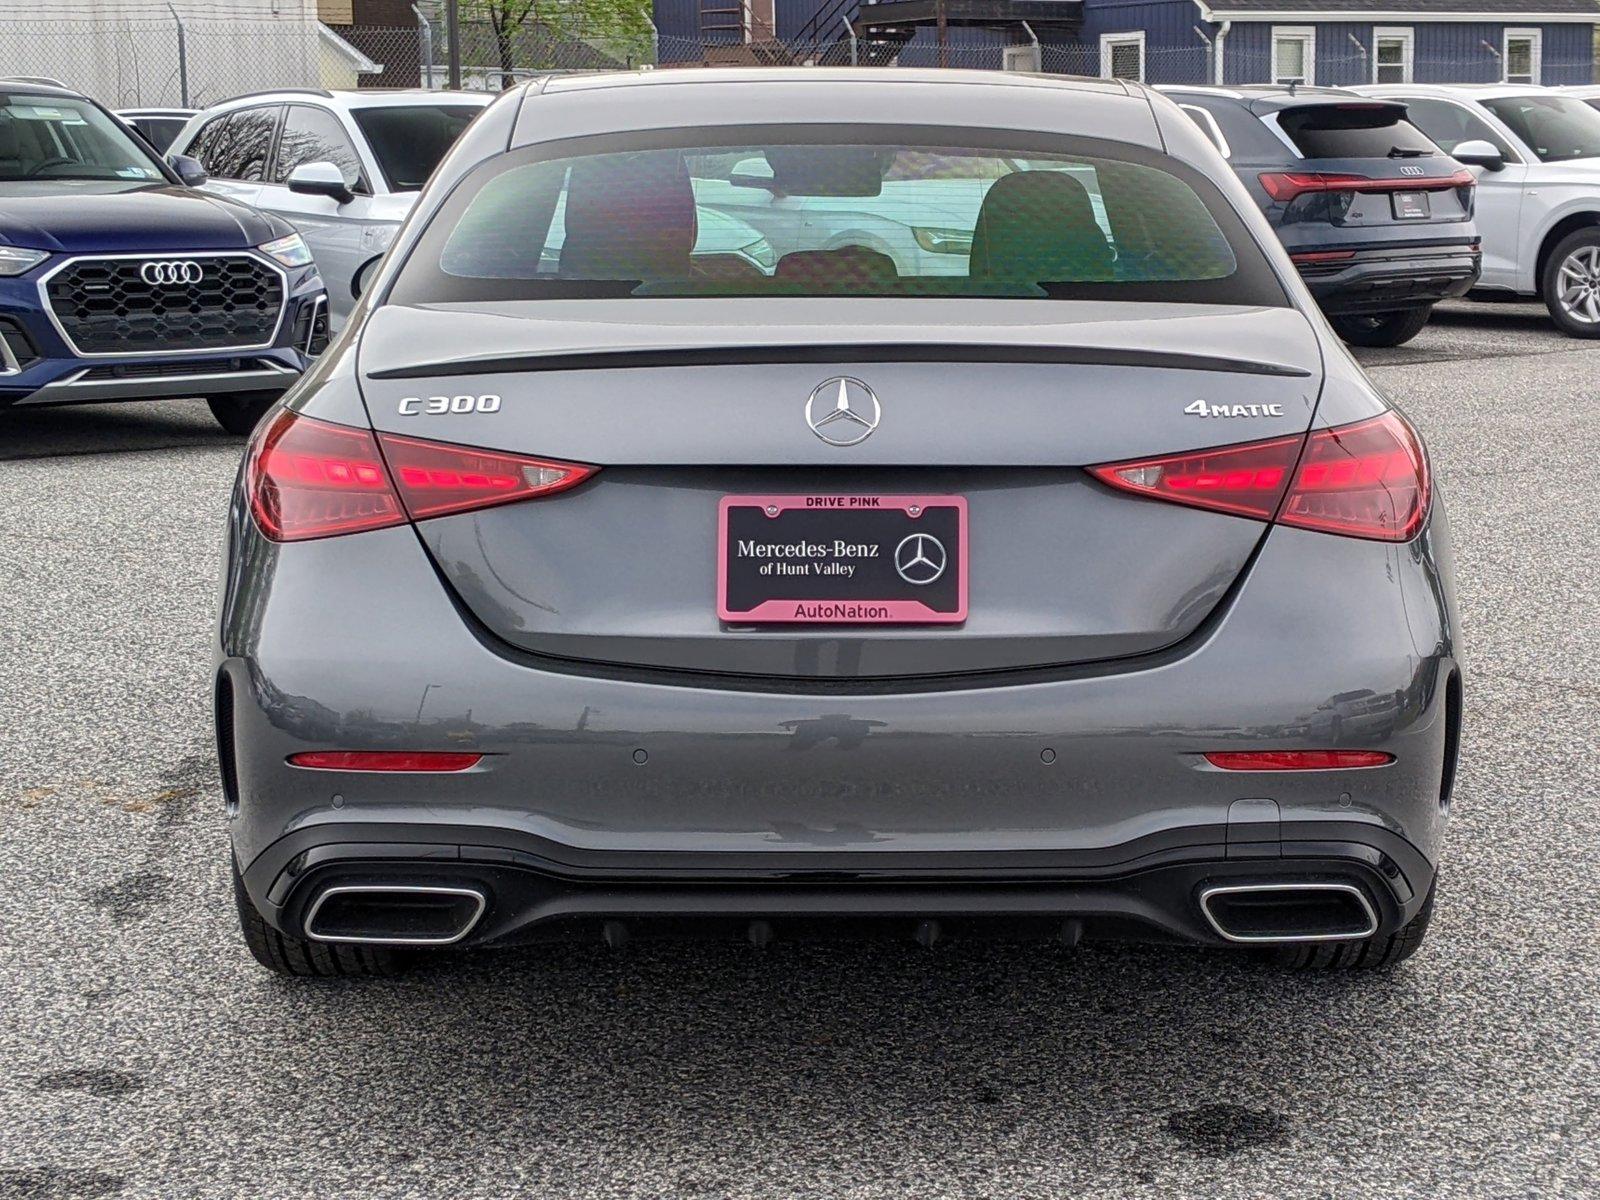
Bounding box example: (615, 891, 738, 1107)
(351, 253, 382, 301)
(167, 153, 208, 187)
(1451, 140, 1505, 172)
(288, 161, 355, 205)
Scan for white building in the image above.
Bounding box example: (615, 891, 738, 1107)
(0, 0, 376, 107)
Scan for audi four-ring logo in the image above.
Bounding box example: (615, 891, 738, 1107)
(139, 260, 204, 286)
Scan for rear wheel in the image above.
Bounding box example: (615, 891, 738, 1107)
(207, 390, 280, 436)
(1329, 306, 1433, 348)
(1541, 228, 1600, 339)
(1271, 876, 1437, 970)
(232, 859, 401, 977)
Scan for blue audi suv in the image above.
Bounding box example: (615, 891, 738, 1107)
(0, 83, 327, 433)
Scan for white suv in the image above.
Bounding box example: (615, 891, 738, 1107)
(1359, 84, 1600, 337)
(168, 89, 492, 329)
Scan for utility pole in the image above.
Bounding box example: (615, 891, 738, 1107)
(446, 0, 463, 89)
(936, 0, 947, 68)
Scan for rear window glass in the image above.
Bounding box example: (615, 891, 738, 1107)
(1278, 106, 1439, 159)
(350, 105, 482, 191)
(390, 129, 1285, 307)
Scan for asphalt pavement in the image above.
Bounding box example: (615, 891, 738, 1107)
(0, 298, 1596, 1199)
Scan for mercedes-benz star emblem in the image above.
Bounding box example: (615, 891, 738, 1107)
(894, 533, 947, 586)
(805, 377, 881, 446)
(139, 260, 203, 287)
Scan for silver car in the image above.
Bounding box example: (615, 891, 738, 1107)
(170, 89, 492, 329)
(219, 69, 1460, 978)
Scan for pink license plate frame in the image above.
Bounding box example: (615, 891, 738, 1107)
(717, 494, 969, 625)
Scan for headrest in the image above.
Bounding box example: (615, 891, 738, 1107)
(774, 245, 898, 289)
(559, 153, 697, 281)
(968, 171, 1115, 284)
(0, 117, 19, 161)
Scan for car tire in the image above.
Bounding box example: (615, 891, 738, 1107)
(1329, 306, 1433, 348)
(1271, 875, 1437, 970)
(232, 859, 401, 978)
(207, 391, 280, 436)
(1540, 227, 1600, 339)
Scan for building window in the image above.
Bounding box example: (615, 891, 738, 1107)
(1503, 28, 1542, 85)
(1373, 27, 1413, 84)
(1100, 32, 1145, 83)
(1272, 27, 1315, 86)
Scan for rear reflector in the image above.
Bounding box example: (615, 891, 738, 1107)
(288, 751, 484, 772)
(246, 409, 596, 541)
(1089, 410, 1429, 542)
(1204, 751, 1394, 770)
(1289, 250, 1358, 264)
(1259, 169, 1474, 201)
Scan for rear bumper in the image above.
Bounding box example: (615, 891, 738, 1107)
(241, 819, 1436, 949)
(218, 478, 1463, 950)
(1297, 244, 1481, 315)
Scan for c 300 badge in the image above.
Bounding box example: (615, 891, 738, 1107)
(1184, 400, 1286, 418)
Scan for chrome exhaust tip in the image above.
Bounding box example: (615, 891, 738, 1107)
(1198, 883, 1378, 944)
(303, 884, 487, 946)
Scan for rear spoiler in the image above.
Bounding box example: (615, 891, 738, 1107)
(368, 343, 1314, 381)
(1257, 99, 1411, 125)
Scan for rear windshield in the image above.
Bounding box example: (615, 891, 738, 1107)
(0, 93, 165, 183)
(349, 104, 483, 191)
(389, 129, 1286, 307)
(1481, 96, 1600, 164)
(1278, 106, 1439, 159)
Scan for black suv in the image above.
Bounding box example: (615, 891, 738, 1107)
(1165, 86, 1480, 347)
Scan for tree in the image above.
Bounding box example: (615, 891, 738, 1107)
(460, 0, 655, 87)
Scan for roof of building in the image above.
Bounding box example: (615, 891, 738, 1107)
(537, 66, 1133, 96)
(1359, 82, 1587, 99)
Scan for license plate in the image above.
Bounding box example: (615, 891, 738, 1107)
(1392, 191, 1430, 220)
(718, 495, 967, 625)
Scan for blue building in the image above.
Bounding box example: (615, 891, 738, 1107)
(656, 0, 1600, 87)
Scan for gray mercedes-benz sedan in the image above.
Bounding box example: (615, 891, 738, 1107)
(217, 69, 1461, 977)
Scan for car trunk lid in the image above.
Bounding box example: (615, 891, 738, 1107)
(357, 298, 1324, 680)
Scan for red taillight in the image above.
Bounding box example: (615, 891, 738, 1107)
(1087, 435, 1302, 521)
(287, 751, 484, 772)
(1279, 412, 1429, 542)
(1259, 169, 1474, 201)
(246, 410, 596, 541)
(247, 409, 406, 542)
(1089, 411, 1429, 542)
(377, 432, 595, 520)
(1204, 750, 1394, 771)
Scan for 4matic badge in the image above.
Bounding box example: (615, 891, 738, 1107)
(1184, 400, 1287, 418)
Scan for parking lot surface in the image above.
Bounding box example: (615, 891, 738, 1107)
(1, 300, 1596, 1199)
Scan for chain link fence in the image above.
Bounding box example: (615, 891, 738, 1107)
(0, 15, 1592, 109)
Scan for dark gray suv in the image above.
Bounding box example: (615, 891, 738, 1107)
(1166, 85, 1481, 347)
